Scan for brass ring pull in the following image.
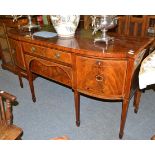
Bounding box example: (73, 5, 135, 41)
(95, 75, 103, 81)
(55, 53, 61, 59)
(31, 47, 36, 52)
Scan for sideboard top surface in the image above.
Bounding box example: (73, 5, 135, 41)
(8, 29, 154, 59)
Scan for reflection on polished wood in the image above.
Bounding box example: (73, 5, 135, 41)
(7, 28, 154, 139)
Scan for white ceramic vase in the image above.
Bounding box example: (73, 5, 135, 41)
(50, 15, 80, 38)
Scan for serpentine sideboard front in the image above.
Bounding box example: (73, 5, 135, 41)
(7, 29, 154, 139)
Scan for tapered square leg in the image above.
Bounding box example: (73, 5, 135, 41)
(133, 89, 141, 113)
(74, 90, 80, 127)
(119, 99, 129, 139)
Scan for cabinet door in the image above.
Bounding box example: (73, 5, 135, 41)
(0, 25, 13, 66)
(0, 24, 16, 72)
(8, 38, 26, 70)
(0, 17, 31, 73)
(76, 56, 127, 99)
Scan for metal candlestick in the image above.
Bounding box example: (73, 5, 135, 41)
(22, 15, 40, 32)
(13, 15, 40, 32)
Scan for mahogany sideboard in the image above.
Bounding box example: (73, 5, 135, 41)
(7, 29, 154, 139)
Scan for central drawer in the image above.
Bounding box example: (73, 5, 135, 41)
(22, 42, 72, 65)
(25, 55, 73, 87)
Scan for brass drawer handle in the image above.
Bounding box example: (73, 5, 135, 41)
(54, 53, 61, 59)
(31, 47, 36, 52)
(95, 75, 104, 82)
